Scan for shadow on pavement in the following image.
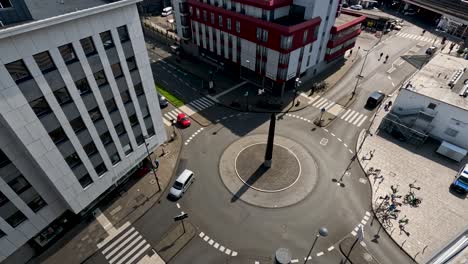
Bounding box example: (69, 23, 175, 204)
(231, 164, 268, 202)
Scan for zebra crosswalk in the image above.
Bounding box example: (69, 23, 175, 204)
(97, 222, 160, 264)
(162, 96, 215, 126)
(302, 93, 368, 128)
(395, 32, 439, 45)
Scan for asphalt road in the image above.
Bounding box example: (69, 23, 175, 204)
(85, 20, 433, 264)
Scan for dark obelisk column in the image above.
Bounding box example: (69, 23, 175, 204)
(264, 113, 276, 168)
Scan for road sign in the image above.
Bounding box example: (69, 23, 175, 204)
(174, 212, 188, 221)
(356, 225, 364, 241)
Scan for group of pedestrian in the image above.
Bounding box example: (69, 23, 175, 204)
(378, 52, 389, 63)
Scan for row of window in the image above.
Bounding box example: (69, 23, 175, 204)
(5, 25, 130, 84)
(0, 0, 12, 8)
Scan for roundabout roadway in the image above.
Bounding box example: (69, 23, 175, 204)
(172, 111, 375, 263)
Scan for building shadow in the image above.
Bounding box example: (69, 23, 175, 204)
(231, 164, 268, 203)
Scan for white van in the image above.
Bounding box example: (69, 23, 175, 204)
(162, 7, 173, 16)
(169, 169, 194, 198)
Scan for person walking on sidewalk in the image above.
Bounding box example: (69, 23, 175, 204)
(378, 52, 384, 61)
(384, 54, 389, 63)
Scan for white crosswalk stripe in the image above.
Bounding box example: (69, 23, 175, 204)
(397, 32, 439, 44)
(348, 111, 360, 123)
(162, 96, 215, 126)
(353, 114, 365, 125)
(357, 115, 368, 127)
(316, 99, 329, 109)
(341, 109, 352, 120)
(309, 95, 320, 104)
(313, 97, 326, 107)
(98, 223, 153, 264)
(344, 110, 356, 122)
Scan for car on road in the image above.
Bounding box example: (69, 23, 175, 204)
(350, 4, 363, 10)
(365, 91, 385, 109)
(425, 46, 437, 55)
(450, 164, 468, 195)
(159, 96, 169, 108)
(169, 169, 194, 199)
(161, 7, 173, 16)
(177, 113, 191, 128)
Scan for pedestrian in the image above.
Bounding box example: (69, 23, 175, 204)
(384, 54, 389, 63)
(421, 29, 426, 35)
(349, 49, 353, 57)
(379, 52, 383, 61)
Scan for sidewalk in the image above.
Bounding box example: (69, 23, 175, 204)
(356, 100, 468, 263)
(33, 126, 182, 264)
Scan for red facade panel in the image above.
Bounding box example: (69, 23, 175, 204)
(231, 0, 292, 10)
(331, 12, 366, 34)
(325, 42, 355, 61)
(327, 29, 361, 48)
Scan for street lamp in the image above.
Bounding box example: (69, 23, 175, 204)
(352, 48, 370, 98)
(303, 227, 329, 264)
(144, 135, 161, 192)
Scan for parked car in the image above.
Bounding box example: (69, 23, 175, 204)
(162, 7, 173, 16)
(159, 96, 169, 108)
(450, 164, 468, 195)
(350, 4, 363, 10)
(177, 113, 191, 128)
(365, 91, 385, 109)
(169, 169, 194, 199)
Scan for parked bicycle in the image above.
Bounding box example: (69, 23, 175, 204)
(404, 192, 422, 207)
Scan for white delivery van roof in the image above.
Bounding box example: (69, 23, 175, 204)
(176, 169, 193, 183)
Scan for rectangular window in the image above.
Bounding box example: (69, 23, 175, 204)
(70, 117, 86, 133)
(53, 87, 72, 105)
(129, 114, 139, 126)
(100, 131, 112, 145)
(134, 83, 144, 96)
(121, 90, 132, 104)
(142, 106, 150, 118)
(6, 210, 27, 228)
(111, 63, 123, 78)
(211, 13, 214, 24)
(75, 78, 91, 95)
(94, 70, 108, 87)
(115, 123, 126, 136)
(203, 10, 207, 21)
(227, 18, 231, 30)
(49, 127, 68, 144)
(80, 37, 97, 56)
(136, 134, 144, 146)
(105, 98, 118, 113)
(219, 15, 223, 27)
(428, 103, 437, 109)
(126, 57, 137, 71)
(0, 0, 13, 8)
(65, 153, 81, 168)
(88, 107, 103, 122)
(189, 6, 193, 16)
(262, 30, 268, 42)
(33, 51, 56, 73)
(28, 196, 47, 213)
(236, 21, 240, 33)
(30, 97, 51, 117)
(0, 150, 11, 168)
(100, 31, 114, 49)
(117, 25, 130, 42)
(147, 126, 155, 136)
(196, 8, 200, 18)
(83, 142, 98, 157)
(58, 44, 78, 64)
(110, 153, 121, 165)
(303, 29, 309, 43)
(123, 143, 132, 155)
(280, 35, 293, 49)
(78, 174, 93, 188)
(95, 163, 107, 176)
(256, 28, 262, 40)
(5, 60, 31, 83)
(8, 175, 31, 195)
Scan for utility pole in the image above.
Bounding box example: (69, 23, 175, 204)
(144, 136, 161, 192)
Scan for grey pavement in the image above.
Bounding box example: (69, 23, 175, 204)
(357, 98, 468, 263)
(32, 126, 182, 264)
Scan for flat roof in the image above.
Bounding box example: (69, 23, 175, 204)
(24, 0, 109, 21)
(404, 53, 468, 111)
(334, 13, 359, 27)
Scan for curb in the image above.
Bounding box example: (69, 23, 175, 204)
(354, 129, 417, 263)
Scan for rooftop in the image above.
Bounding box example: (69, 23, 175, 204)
(273, 15, 306, 27)
(404, 53, 468, 111)
(334, 13, 359, 27)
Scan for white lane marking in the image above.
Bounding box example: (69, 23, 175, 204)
(108, 235, 143, 263)
(291, 259, 299, 263)
(317, 252, 324, 257)
(219, 246, 225, 252)
(101, 228, 136, 254)
(189, 101, 204, 111)
(330, 133, 336, 137)
(174, 108, 182, 114)
(176, 203, 180, 209)
(309, 95, 320, 104)
(323, 128, 329, 132)
(231, 251, 238, 256)
(353, 114, 365, 125)
(391, 82, 395, 87)
(361, 219, 367, 225)
(387, 76, 392, 80)
(225, 249, 232, 255)
(163, 118, 172, 126)
(344, 143, 348, 147)
(255, 262, 259, 264)
(203, 235, 209, 241)
(337, 138, 342, 142)
(347, 111, 360, 123)
(313, 98, 327, 107)
(199, 232, 205, 237)
(124, 244, 151, 264)
(94, 209, 117, 235)
(316, 99, 329, 109)
(326, 102, 335, 110)
(366, 211, 371, 216)
(341, 109, 352, 120)
(165, 111, 177, 120)
(360, 241, 367, 247)
(328, 246, 334, 251)
(213, 242, 219, 249)
(364, 215, 370, 221)
(195, 98, 211, 108)
(349, 149, 354, 154)
(357, 115, 368, 127)
(208, 239, 214, 245)
(320, 138, 328, 146)
(351, 230, 357, 236)
(344, 110, 356, 122)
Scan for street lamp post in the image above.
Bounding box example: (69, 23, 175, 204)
(352, 48, 371, 98)
(144, 136, 161, 192)
(303, 227, 329, 264)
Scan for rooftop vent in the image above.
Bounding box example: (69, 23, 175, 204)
(448, 68, 464, 88)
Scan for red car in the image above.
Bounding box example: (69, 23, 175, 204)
(177, 113, 191, 128)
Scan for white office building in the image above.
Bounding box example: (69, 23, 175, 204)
(0, 0, 166, 262)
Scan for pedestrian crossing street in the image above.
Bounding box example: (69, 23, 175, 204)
(97, 222, 160, 264)
(395, 32, 440, 45)
(162, 96, 215, 126)
(303, 94, 368, 127)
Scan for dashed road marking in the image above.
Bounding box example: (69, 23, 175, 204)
(328, 246, 334, 251)
(199, 232, 237, 256)
(317, 252, 324, 256)
(320, 138, 328, 146)
(176, 203, 180, 209)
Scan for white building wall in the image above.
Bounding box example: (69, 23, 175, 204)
(265, 49, 279, 80)
(0, 1, 165, 260)
(172, 0, 184, 39)
(201, 23, 207, 49)
(232, 35, 237, 62)
(287, 48, 301, 80)
(240, 39, 256, 70)
(208, 26, 214, 52)
(216, 29, 221, 55)
(195, 22, 201, 46)
(393, 89, 468, 150)
(224, 33, 229, 58)
(274, 6, 290, 19)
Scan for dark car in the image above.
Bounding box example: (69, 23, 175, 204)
(366, 91, 385, 109)
(159, 96, 169, 108)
